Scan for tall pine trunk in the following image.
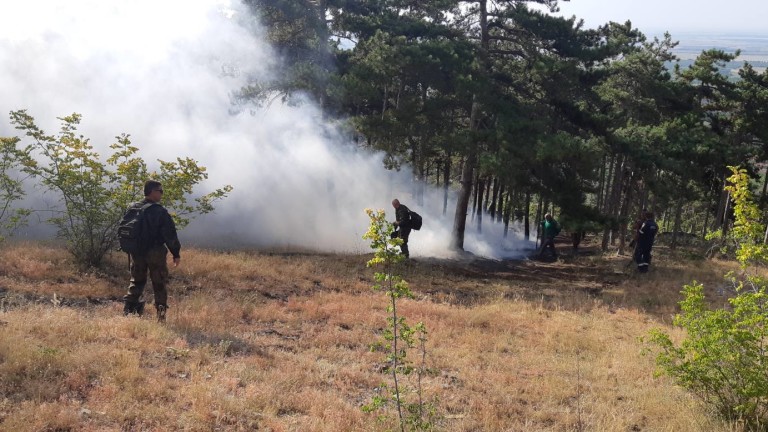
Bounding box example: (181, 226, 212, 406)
(489, 177, 499, 220)
(713, 173, 728, 231)
(524, 191, 531, 240)
(617, 171, 635, 255)
(443, 155, 451, 216)
(671, 198, 684, 250)
(496, 184, 505, 223)
(471, 170, 480, 220)
(503, 190, 513, 237)
(476, 177, 485, 233)
(451, 0, 488, 250)
(534, 195, 543, 245)
(602, 154, 624, 251)
(451, 102, 480, 250)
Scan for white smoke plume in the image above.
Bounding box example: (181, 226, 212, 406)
(0, 0, 533, 258)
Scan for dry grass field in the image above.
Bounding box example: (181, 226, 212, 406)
(0, 239, 747, 431)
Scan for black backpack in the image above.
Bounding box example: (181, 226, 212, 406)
(409, 211, 423, 230)
(117, 202, 156, 254)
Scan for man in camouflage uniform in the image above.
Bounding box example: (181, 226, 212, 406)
(392, 198, 412, 258)
(123, 180, 181, 322)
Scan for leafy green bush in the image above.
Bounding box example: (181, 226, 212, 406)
(9, 110, 232, 268)
(645, 167, 768, 428)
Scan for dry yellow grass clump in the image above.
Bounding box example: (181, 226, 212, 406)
(0, 241, 742, 431)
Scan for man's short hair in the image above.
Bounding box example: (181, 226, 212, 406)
(144, 180, 162, 196)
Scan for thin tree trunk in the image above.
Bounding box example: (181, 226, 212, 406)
(721, 190, 731, 237)
(496, 184, 505, 223)
(476, 177, 485, 232)
(671, 198, 684, 250)
(617, 171, 635, 255)
(602, 155, 617, 214)
(483, 177, 492, 213)
(602, 154, 624, 251)
(713, 174, 728, 230)
(762, 167, 768, 205)
(524, 190, 531, 240)
(489, 177, 499, 220)
(597, 155, 607, 211)
(443, 155, 451, 216)
(471, 171, 481, 220)
(534, 194, 543, 245)
(503, 190, 512, 238)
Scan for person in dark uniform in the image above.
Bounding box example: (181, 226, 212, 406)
(634, 211, 658, 273)
(123, 180, 181, 321)
(391, 198, 412, 258)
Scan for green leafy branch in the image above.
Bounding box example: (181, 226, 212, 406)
(362, 208, 435, 431)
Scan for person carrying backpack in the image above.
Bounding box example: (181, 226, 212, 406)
(120, 180, 181, 321)
(391, 198, 412, 258)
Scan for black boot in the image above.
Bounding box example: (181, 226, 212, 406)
(156, 304, 168, 323)
(123, 300, 145, 316)
(123, 300, 136, 315)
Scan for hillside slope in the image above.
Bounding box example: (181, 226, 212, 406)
(0, 241, 737, 431)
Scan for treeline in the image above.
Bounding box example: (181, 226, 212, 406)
(243, 0, 768, 251)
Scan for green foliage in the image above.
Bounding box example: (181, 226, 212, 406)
(725, 167, 768, 265)
(0, 136, 30, 242)
(362, 209, 435, 431)
(645, 166, 768, 428)
(9, 110, 232, 269)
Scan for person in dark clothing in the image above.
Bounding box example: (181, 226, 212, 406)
(634, 211, 658, 273)
(123, 180, 181, 321)
(391, 198, 412, 258)
(538, 213, 561, 259)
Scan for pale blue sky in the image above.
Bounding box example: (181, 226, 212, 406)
(544, 0, 767, 36)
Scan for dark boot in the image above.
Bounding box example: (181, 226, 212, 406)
(123, 300, 136, 315)
(156, 304, 167, 323)
(123, 300, 145, 316)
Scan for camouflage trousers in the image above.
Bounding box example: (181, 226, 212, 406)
(124, 245, 169, 306)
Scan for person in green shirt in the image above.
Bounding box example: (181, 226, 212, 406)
(538, 213, 561, 259)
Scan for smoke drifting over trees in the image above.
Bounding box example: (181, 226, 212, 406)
(0, 0, 528, 258)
